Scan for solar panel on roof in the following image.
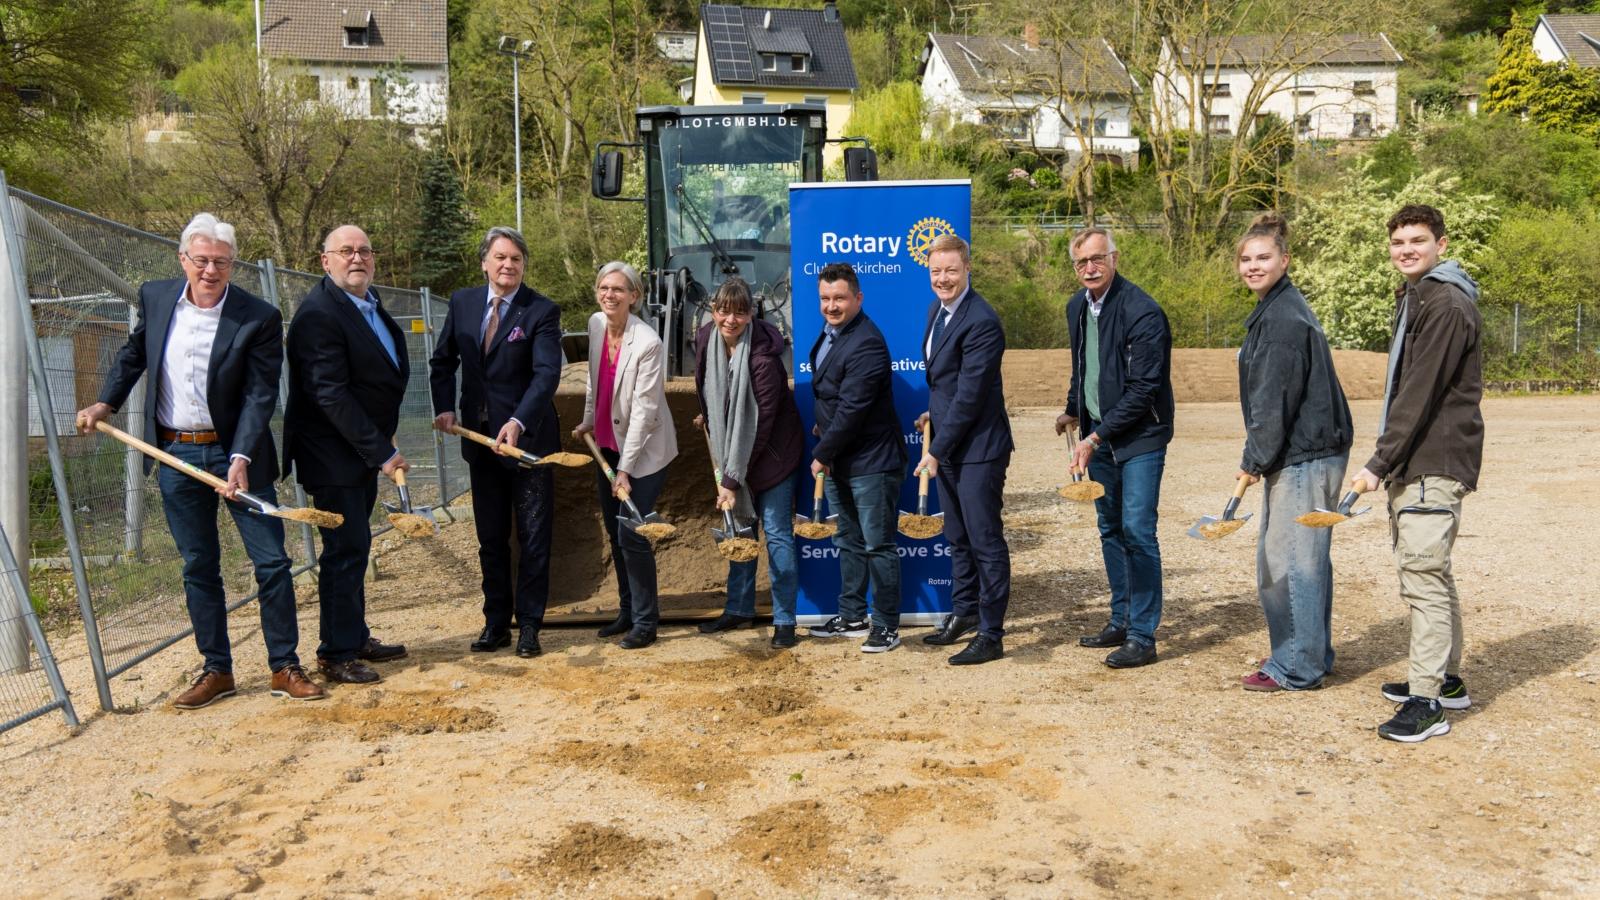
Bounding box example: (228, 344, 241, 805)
(704, 4, 754, 82)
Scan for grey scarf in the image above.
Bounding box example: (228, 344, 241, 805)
(705, 326, 758, 520)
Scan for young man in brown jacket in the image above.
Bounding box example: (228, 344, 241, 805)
(1351, 204, 1484, 743)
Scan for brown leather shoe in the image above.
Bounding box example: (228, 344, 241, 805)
(173, 670, 236, 710)
(270, 664, 328, 701)
(317, 657, 381, 684)
(357, 636, 407, 662)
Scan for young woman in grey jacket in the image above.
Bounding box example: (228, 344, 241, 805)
(1233, 213, 1354, 692)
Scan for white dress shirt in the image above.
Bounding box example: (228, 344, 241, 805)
(156, 285, 249, 463)
(925, 286, 970, 360)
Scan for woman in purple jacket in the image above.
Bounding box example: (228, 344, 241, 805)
(693, 278, 806, 648)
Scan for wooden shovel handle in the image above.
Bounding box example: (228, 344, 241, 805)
(580, 431, 629, 503)
(917, 420, 933, 497)
(447, 423, 531, 462)
(812, 471, 825, 504)
(1233, 474, 1252, 499)
(94, 421, 230, 492)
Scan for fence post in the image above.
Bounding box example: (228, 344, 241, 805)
(0, 524, 78, 727)
(0, 173, 30, 670)
(1577, 303, 1583, 354)
(1512, 302, 1521, 356)
(0, 172, 116, 711)
(419, 286, 450, 508)
(122, 303, 146, 560)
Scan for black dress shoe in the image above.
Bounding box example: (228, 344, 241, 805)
(1078, 623, 1128, 648)
(316, 658, 381, 684)
(471, 626, 511, 652)
(949, 634, 1004, 665)
(922, 613, 979, 646)
(516, 628, 542, 658)
(770, 624, 797, 649)
(1104, 638, 1158, 669)
(618, 627, 657, 650)
(597, 613, 633, 638)
(698, 613, 755, 634)
(358, 636, 408, 662)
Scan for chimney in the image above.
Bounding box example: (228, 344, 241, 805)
(1024, 21, 1039, 50)
(823, 1, 840, 23)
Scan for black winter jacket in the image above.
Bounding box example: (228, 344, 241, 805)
(1064, 273, 1175, 461)
(1237, 276, 1353, 476)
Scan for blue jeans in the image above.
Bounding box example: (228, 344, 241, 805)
(1258, 454, 1345, 689)
(158, 441, 299, 673)
(1088, 445, 1166, 646)
(825, 470, 902, 630)
(726, 481, 798, 626)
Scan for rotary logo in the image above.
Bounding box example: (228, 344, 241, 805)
(907, 217, 957, 267)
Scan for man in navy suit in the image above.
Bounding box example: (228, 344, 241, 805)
(78, 213, 325, 708)
(916, 234, 1014, 665)
(806, 263, 906, 653)
(283, 224, 411, 685)
(430, 227, 562, 658)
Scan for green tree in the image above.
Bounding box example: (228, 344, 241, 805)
(1484, 10, 1541, 116)
(413, 152, 475, 291)
(1485, 10, 1600, 135)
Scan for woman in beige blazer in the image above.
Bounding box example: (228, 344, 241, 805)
(573, 261, 678, 648)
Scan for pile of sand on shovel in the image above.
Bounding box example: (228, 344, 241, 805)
(793, 522, 836, 540)
(387, 512, 436, 538)
(1197, 518, 1249, 540)
(540, 452, 592, 467)
(897, 515, 945, 540)
(717, 536, 762, 563)
(634, 522, 676, 543)
(1295, 510, 1348, 528)
(1058, 481, 1105, 502)
(277, 507, 345, 529)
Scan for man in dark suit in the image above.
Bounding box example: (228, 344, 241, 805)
(430, 227, 562, 658)
(917, 234, 1014, 666)
(806, 263, 906, 653)
(77, 213, 324, 708)
(283, 224, 410, 685)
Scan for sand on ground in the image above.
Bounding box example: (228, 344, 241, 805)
(0, 391, 1597, 897)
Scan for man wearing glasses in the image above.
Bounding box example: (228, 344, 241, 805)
(283, 225, 410, 685)
(77, 213, 325, 709)
(1058, 227, 1175, 669)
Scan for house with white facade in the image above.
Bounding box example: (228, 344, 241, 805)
(919, 29, 1140, 167)
(259, 0, 448, 128)
(1156, 33, 1402, 141)
(1532, 14, 1600, 68)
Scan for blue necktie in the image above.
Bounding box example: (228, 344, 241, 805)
(361, 301, 399, 366)
(929, 308, 949, 356)
(815, 326, 837, 371)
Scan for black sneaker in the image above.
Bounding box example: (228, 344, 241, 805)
(808, 615, 870, 638)
(860, 627, 900, 653)
(1380, 674, 1471, 710)
(1378, 696, 1451, 743)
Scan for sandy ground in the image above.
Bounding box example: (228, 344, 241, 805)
(2, 394, 1598, 899)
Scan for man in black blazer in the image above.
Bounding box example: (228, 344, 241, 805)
(77, 213, 324, 708)
(430, 227, 562, 658)
(917, 234, 1014, 666)
(806, 263, 906, 653)
(283, 224, 410, 685)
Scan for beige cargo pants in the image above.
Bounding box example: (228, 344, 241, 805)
(1387, 476, 1469, 699)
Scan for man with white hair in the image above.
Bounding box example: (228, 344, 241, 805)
(78, 213, 325, 709)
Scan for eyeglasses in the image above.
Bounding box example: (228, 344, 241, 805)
(183, 252, 235, 272)
(327, 247, 376, 261)
(1072, 253, 1114, 271)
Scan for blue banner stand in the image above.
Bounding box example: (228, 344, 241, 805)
(787, 179, 972, 626)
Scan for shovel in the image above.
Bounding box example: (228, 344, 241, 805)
(444, 423, 592, 468)
(898, 421, 944, 540)
(793, 472, 839, 540)
(581, 432, 675, 541)
(91, 420, 344, 529)
(700, 424, 757, 561)
(1187, 474, 1254, 541)
(383, 465, 438, 538)
(1057, 427, 1106, 502)
(1296, 487, 1371, 529)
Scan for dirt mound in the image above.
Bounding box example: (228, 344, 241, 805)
(548, 738, 751, 796)
(1001, 348, 1389, 407)
(300, 689, 497, 741)
(725, 799, 837, 885)
(535, 823, 663, 881)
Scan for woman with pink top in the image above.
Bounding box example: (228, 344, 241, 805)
(573, 261, 678, 649)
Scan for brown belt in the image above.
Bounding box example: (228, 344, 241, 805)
(158, 426, 219, 445)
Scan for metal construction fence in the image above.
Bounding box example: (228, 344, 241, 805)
(0, 522, 78, 735)
(1481, 301, 1598, 383)
(1, 176, 468, 714)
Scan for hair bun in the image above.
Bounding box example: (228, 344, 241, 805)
(1249, 211, 1288, 240)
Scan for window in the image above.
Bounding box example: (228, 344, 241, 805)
(294, 74, 321, 101)
(370, 78, 387, 117)
(1076, 116, 1109, 137)
(1295, 85, 1316, 96)
(1352, 112, 1373, 137)
(1203, 81, 1231, 98)
(1353, 80, 1375, 96)
(742, 94, 766, 105)
(791, 54, 808, 73)
(1208, 114, 1231, 135)
(803, 96, 828, 107)
(344, 26, 369, 48)
(980, 109, 1030, 140)
(760, 53, 777, 71)
(1295, 113, 1312, 133)
(346, 76, 359, 91)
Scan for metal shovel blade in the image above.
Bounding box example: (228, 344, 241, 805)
(712, 510, 757, 542)
(1186, 511, 1254, 541)
(1295, 491, 1371, 528)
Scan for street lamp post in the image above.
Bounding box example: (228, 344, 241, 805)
(497, 36, 533, 233)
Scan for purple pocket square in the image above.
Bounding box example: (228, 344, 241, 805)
(505, 326, 527, 343)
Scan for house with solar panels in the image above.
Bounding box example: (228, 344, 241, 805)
(690, 1, 858, 165)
